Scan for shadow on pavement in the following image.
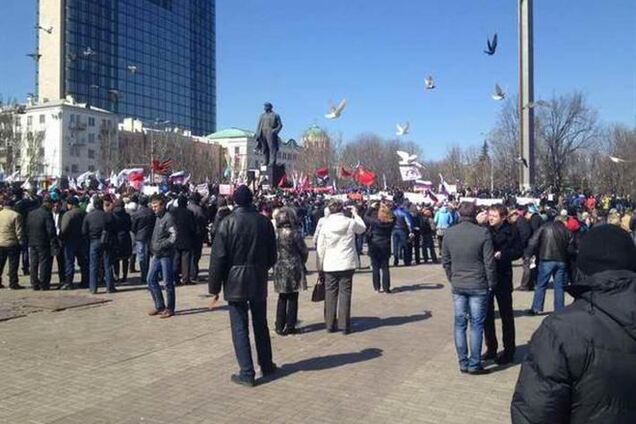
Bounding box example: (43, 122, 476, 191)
(484, 344, 529, 374)
(260, 348, 383, 384)
(175, 305, 229, 316)
(391, 283, 444, 293)
(299, 311, 432, 335)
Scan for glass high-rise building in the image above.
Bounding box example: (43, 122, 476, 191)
(37, 0, 216, 136)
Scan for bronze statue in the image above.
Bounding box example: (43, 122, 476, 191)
(255, 102, 283, 166)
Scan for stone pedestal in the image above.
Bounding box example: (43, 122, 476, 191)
(266, 164, 286, 187)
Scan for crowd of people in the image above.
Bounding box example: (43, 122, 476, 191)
(0, 182, 634, 421)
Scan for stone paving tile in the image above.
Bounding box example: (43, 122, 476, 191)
(0, 249, 563, 424)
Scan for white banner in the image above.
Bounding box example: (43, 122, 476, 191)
(516, 197, 540, 206)
(399, 165, 422, 181)
(460, 197, 504, 206)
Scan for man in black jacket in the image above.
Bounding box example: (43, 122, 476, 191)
(442, 202, 497, 375)
(59, 197, 87, 290)
(82, 197, 116, 294)
(171, 196, 196, 285)
(147, 194, 177, 318)
(524, 218, 572, 314)
(25, 201, 57, 290)
(188, 193, 208, 282)
(131, 196, 155, 284)
(514, 205, 537, 291)
(209, 185, 277, 387)
(483, 205, 523, 365)
(511, 225, 636, 424)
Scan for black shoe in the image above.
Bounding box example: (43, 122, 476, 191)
(495, 352, 515, 365)
(467, 367, 490, 375)
(261, 363, 278, 377)
(384, 288, 392, 294)
(59, 284, 74, 291)
(286, 328, 298, 335)
(275, 329, 287, 336)
(327, 328, 338, 333)
(107, 288, 119, 293)
(526, 309, 539, 316)
(10, 284, 25, 290)
(230, 374, 255, 387)
(481, 351, 497, 361)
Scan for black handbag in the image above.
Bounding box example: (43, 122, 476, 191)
(311, 274, 325, 302)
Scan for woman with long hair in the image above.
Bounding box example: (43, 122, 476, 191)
(366, 202, 395, 293)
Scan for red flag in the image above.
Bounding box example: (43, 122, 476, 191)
(354, 166, 376, 187)
(340, 166, 352, 178)
(151, 159, 173, 175)
(128, 170, 145, 190)
(315, 167, 329, 178)
(278, 173, 288, 188)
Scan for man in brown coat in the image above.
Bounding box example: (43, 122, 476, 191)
(0, 195, 25, 289)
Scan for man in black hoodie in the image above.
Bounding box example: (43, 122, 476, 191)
(511, 225, 636, 423)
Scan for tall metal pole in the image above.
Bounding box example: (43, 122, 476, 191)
(519, 0, 535, 191)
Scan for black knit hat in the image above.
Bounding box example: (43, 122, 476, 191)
(577, 225, 636, 276)
(233, 185, 253, 207)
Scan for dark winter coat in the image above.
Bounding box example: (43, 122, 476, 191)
(525, 221, 572, 263)
(511, 270, 636, 424)
(170, 206, 196, 250)
(112, 207, 132, 258)
(209, 206, 231, 243)
(187, 201, 208, 242)
(489, 221, 523, 275)
(515, 217, 533, 248)
(272, 226, 308, 294)
(366, 216, 395, 260)
(25, 206, 57, 248)
(442, 218, 497, 293)
(208, 206, 277, 302)
(150, 211, 177, 258)
(131, 206, 155, 242)
(82, 209, 113, 242)
(59, 207, 85, 243)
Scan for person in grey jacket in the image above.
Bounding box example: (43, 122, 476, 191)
(147, 194, 178, 318)
(442, 202, 497, 375)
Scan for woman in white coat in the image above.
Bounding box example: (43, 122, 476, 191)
(317, 200, 367, 334)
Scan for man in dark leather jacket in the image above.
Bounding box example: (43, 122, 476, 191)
(146, 194, 177, 318)
(524, 218, 572, 314)
(512, 225, 636, 424)
(131, 196, 155, 284)
(209, 185, 277, 387)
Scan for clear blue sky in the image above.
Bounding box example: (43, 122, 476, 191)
(1, 0, 634, 159)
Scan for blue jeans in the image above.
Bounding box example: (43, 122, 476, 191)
(228, 300, 274, 380)
(453, 292, 489, 370)
(532, 260, 568, 313)
(89, 239, 113, 293)
(392, 230, 408, 264)
(136, 241, 150, 284)
(147, 255, 175, 312)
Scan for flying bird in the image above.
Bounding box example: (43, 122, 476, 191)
(325, 99, 347, 120)
(608, 155, 630, 163)
(82, 47, 96, 57)
(492, 84, 506, 101)
(517, 156, 529, 168)
(396, 122, 410, 136)
(425, 76, 435, 90)
(127, 65, 138, 74)
(36, 25, 53, 34)
(27, 53, 41, 60)
(396, 150, 418, 165)
(484, 33, 498, 55)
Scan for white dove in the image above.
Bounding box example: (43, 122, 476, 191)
(608, 155, 630, 163)
(425, 76, 435, 90)
(396, 150, 418, 165)
(325, 99, 347, 120)
(492, 84, 505, 101)
(396, 122, 410, 136)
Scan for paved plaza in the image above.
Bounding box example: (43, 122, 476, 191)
(0, 247, 559, 424)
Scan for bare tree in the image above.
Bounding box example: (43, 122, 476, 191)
(536, 92, 598, 193)
(488, 97, 520, 189)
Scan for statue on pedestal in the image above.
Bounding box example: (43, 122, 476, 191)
(255, 102, 283, 167)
